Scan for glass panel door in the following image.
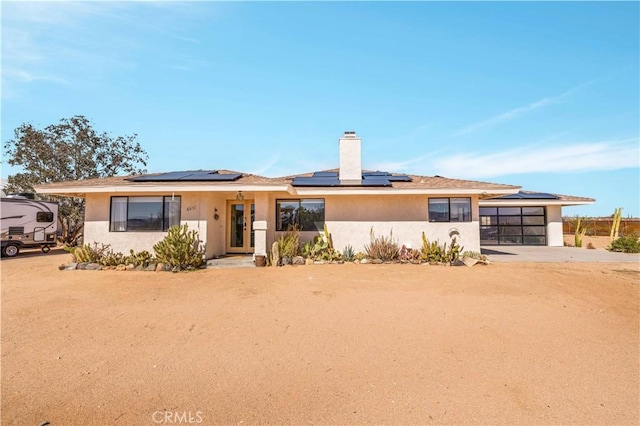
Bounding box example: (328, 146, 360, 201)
(230, 203, 244, 248)
(227, 200, 255, 253)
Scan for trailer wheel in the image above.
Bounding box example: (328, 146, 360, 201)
(41, 246, 51, 254)
(3, 243, 20, 258)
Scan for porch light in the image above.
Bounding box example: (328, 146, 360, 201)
(236, 191, 244, 201)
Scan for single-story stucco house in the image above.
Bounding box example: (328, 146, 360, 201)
(35, 131, 594, 258)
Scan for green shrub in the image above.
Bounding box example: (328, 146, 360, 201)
(153, 224, 206, 270)
(608, 234, 640, 253)
(365, 228, 399, 261)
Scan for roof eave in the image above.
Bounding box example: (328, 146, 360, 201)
(35, 184, 291, 195)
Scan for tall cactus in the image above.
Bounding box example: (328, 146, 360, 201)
(609, 207, 622, 243)
(574, 218, 587, 248)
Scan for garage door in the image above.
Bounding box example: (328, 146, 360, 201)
(480, 206, 546, 245)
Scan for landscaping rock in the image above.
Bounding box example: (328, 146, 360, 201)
(305, 258, 314, 266)
(314, 260, 326, 265)
(58, 264, 66, 270)
(115, 264, 126, 271)
(370, 259, 383, 264)
(360, 258, 369, 264)
(292, 256, 305, 265)
(65, 262, 78, 270)
(462, 257, 479, 267)
(86, 263, 101, 270)
(156, 263, 165, 272)
(144, 264, 157, 271)
(125, 264, 135, 271)
(77, 263, 88, 270)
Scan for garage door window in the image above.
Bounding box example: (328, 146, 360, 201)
(480, 206, 546, 245)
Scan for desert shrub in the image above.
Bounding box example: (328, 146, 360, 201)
(124, 249, 155, 267)
(365, 228, 399, 261)
(354, 251, 366, 261)
(398, 245, 421, 263)
(153, 224, 206, 270)
(66, 242, 111, 263)
(342, 245, 355, 262)
(608, 234, 640, 253)
(277, 225, 301, 260)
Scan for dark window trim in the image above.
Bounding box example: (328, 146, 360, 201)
(428, 197, 472, 222)
(109, 195, 181, 232)
(276, 198, 325, 232)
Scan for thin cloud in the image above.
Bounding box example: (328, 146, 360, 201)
(453, 82, 592, 136)
(430, 138, 639, 179)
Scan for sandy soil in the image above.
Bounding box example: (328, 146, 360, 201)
(563, 234, 614, 249)
(2, 250, 639, 425)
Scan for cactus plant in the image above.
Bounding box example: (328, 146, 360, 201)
(153, 224, 205, 270)
(574, 218, 587, 248)
(609, 208, 622, 243)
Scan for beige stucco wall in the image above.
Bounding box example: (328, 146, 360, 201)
(325, 194, 480, 253)
(84, 191, 485, 258)
(546, 205, 564, 247)
(271, 194, 481, 254)
(84, 192, 210, 255)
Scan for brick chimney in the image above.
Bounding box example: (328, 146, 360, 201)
(339, 131, 362, 183)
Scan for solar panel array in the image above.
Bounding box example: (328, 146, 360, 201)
(291, 171, 412, 187)
(128, 171, 243, 182)
(499, 191, 559, 199)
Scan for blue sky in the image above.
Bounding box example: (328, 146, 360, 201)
(2, 1, 639, 217)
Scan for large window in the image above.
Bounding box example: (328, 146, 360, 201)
(110, 196, 181, 232)
(276, 199, 325, 231)
(480, 206, 546, 245)
(428, 198, 471, 222)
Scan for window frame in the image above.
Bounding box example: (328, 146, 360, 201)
(428, 197, 472, 222)
(276, 198, 325, 231)
(36, 211, 54, 223)
(109, 195, 181, 232)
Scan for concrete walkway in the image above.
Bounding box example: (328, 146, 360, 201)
(481, 246, 640, 263)
(206, 255, 255, 269)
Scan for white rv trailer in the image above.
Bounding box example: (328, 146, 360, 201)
(1, 196, 59, 257)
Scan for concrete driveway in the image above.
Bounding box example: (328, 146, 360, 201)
(481, 246, 640, 263)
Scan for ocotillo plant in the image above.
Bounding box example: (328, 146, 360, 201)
(574, 218, 587, 248)
(609, 207, 622, 243)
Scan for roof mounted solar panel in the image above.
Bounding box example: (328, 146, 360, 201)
(500, 192, 559, 199)
(127, 171, 242, 182)
(312, 171, 339, 177)
(362, 171, 391, 177)
(385, 175, 412, 182)
(291, 177, 341, 187)
(291, 170, 411, 187)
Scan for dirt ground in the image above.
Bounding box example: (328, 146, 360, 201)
(562, 234, 615, 249)
(2, 250, 639, 425)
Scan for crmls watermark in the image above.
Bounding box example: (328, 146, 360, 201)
(151, 410, 204, 424)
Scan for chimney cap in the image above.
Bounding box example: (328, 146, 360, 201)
(343, 131, 357, 138)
